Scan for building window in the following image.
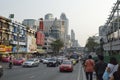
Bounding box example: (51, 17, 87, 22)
(14, 35, 17, 41)
(14, 27, 17, 33)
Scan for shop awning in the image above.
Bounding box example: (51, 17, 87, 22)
(36, 49, 46, 54)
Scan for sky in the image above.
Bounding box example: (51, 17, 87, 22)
(0, 0, 116, 47)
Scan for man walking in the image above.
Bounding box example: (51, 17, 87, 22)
(95, 55, 107, 80)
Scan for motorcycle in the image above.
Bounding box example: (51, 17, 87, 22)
(9, 62, 13, 69)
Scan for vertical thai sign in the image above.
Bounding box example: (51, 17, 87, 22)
(36, 18, 45, 47)
(36, 31, 44, 46)
(39, 18, 44, 31)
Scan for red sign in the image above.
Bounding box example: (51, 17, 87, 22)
(36, 31, 44, 46)
(39, 19, 44, 31)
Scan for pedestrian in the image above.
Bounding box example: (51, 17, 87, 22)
(8, 55, 13, 69)
(84, 55, 95, 80)
(110, 64, 120, 80)
(106, 57, 118, 80)
(95, 55, 107, 80)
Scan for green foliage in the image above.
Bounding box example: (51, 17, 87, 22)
(85, 37, 99, 52)
(51, 39, 64, 54)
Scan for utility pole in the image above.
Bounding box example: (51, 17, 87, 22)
(17, 25, 20, 54)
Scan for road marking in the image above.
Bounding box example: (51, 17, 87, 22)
(77, 63, 81, 80)
(29, 76, 35, 78)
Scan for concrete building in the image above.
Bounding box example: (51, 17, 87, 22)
(10, 21, 27, 53)
(101, 0, 120, 55)
(0, 16, 12, 55)
(22, 19, 38, 51)
(26, 28, 37, 53)
(42, 35, 56, 53)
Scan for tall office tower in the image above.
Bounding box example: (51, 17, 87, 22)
(60, 13, 69, 44)
(50, 18, 60, 39)
(71, 29, 75, 47)
(44, 13, 69, 45)
(44, 13, 54, 34)
(22, 19, 38, 31)
(45, 13, 54, 20)
(71, 29, 75, 41)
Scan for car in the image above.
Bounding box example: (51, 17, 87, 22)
(42, 58, 51, 64)
(1, 57, 10, 62)
(46, 58, 59, 67)
(13, 58, 25, 65)
(0, 65, 3, 78)
(59, 60, 73, 72)
(57, 58, 63, 65)
(22, 58, 39, 67)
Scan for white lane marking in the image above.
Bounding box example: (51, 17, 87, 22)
(29, 76, 35, 78)
(77, 63, 81, 80)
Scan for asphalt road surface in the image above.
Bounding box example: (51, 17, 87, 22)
(1, 62, 86, 80)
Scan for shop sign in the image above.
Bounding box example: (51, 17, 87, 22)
(5, 46, 12, 52)
(0, 45, 5, 52)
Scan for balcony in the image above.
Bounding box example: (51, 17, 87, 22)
(0, 40, 10, 45)
(103, 39, 120, 50)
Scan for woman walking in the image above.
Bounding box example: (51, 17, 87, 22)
(110, 64, 120, 80)
(106, 57, 118, 79)
(84, 55, 95, 80)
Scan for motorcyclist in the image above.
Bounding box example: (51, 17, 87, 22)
(9, 56, 13, 69)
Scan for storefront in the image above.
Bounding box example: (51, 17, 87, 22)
(0, 45, 12, 60)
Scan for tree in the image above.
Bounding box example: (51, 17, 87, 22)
(51, 39, 64, 55)
(85, 37, 99, 53)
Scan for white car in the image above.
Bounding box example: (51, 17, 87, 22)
(42, 58, 51, 64)
(22, 58, 39, 67)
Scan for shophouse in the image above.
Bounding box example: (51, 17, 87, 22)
(9, 21, 27, 57)
(0, 16, 12, 59)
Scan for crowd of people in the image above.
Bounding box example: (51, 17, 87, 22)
(83, 55, 120, 80)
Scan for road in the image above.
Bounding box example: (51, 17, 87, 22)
(1, 62, 86, 80)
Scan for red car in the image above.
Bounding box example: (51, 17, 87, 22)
(1, 57, 10, 62)
(13, 58, 25, 65)
(59, 60, 73, 72)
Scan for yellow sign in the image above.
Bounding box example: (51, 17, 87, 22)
(0, 45, 5, 52)
(0, 45, 12, 52)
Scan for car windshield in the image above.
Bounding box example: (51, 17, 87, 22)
(16, 58, 23, 60)
(49, 59, 56, 61)
(27, 59, 34, 61)
(62, 61, 71, 64)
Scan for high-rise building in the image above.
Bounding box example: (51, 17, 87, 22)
(44, 13, 69, 43)
(60, 13, 69, 45)
(71, 29, 76, 47)
(45, 13, 54, 20)
(22, 19, 38, 31)
(71, 29, 75, 41)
